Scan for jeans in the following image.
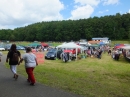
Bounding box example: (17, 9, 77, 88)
(10, 65, 17, 74)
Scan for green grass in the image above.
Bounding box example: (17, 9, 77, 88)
(4, 40, 130, 97)
(8, 41, 61, 46)
(111, 40, 130, 46)
(5, 52, 130, 97)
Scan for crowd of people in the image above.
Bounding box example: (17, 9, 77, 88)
(59, 45, 109, 62)
(59, 44, 130, 62)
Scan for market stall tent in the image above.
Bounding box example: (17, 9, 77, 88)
(28, 42, 41, 48)
(41, 42, 48, 47)
(57, 42, 83, 60)
(121, 46, 130, 60)
(121, 46, 130, 50)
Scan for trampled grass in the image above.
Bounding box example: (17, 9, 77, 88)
(13, 52, 130, 97)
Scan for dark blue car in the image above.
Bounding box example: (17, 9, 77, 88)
(45, 48, 57, 60)
(45, 48, 62, 60)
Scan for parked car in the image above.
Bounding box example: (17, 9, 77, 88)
(4, 44, 12, 50)
(0, 46, 5, 51)
(4, 44, 25, 50)
(16, 45, 25, 50)
(45, 48, 57, 60)
(45, 48, 62, 60)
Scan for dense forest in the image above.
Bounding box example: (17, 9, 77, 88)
(0, 13, 130, 42)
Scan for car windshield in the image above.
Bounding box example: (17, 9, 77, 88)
(48, 52, 55, 54)
(48, 48, 57, 52)
(0, 45, 4, 48)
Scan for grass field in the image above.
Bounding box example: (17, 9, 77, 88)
(4, 40, 130, 47)
(3, 40, 130, 97)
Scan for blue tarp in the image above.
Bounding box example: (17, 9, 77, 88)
(99, 42, 105, 45)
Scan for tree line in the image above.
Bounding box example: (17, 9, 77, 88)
(0, 13, 130, 42)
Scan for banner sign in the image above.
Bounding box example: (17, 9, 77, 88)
(33, 52, 44, 64)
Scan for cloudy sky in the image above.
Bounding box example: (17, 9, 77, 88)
(0, 0, 129, 29)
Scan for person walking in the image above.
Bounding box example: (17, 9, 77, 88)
(6, 44, 21, 80)
(18, 47, 38, 86)
(0, 52, 2, 62)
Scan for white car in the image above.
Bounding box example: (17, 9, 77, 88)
(0, 47, 5, 51)
(0, 52, 2, 55)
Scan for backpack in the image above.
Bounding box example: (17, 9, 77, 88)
(12, 51, 19, 62)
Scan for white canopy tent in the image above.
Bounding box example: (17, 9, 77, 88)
(121, 46, 130, 59)
(121, 46, 130, 50)
(57, 42, 84, 60)
(57, 42, 83, 48)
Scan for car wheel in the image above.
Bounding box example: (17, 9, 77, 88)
(53, 57, 56, 60)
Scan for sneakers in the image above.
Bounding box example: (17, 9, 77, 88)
(27, 79, 30, 83)
(30, 83, 35, 86)
(15, 74, 18, 80)
(27, 79, 35, 86)
(13, 75, 15, 78)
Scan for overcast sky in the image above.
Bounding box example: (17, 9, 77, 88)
(0, 0, 129, 29)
